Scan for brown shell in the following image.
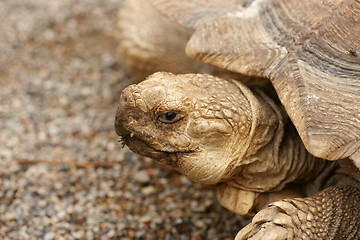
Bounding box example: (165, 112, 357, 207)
(152, 0, 360, 162)
(150, 0, 245, 29)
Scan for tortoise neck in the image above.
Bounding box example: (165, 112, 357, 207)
(279, 122, 329, 186)
(227, 86, 328, 192)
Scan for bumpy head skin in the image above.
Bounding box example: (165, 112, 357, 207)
(116, 72, 254, 184)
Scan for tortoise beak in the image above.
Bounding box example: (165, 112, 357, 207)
(115, 86, 138, 138)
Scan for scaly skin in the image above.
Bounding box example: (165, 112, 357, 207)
(115, 72, 330, 216)
(236, 159, 360, 240)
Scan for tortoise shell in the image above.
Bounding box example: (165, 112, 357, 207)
(151, 0, 360, 164)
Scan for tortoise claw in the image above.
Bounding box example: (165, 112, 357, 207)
(235, 203, 295, 240)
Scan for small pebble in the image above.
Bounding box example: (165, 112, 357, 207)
(44, 232, 55, 240)
(134, 170, 150, 183)
(141, 185, 155, 195)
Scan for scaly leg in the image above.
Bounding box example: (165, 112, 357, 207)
(236, 184, 360, 240)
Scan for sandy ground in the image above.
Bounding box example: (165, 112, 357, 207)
(0, 0, 246, 239)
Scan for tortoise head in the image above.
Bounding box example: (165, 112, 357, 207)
(115, 72, 258, 184)
(115, 72, 282, 185)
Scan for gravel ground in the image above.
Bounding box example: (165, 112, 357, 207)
(0, 1, 247, 239)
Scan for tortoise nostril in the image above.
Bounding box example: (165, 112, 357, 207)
(121, 93, 129, 102)
(120, 90, 134, 105)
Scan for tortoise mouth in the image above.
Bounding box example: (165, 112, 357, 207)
(115, 116, 194, 166)
(120, 133, 194, 167)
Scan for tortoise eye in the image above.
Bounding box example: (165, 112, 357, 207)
(158, 111, 183, 124)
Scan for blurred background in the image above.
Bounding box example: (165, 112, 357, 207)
(0, 0, 245, 239)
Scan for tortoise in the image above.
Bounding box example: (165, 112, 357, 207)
(115, 0, 360, 239)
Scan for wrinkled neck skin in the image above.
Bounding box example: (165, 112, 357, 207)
(226, 81, 329, 192)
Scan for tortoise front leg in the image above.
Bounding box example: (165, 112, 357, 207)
(235, 185, 360, 240)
